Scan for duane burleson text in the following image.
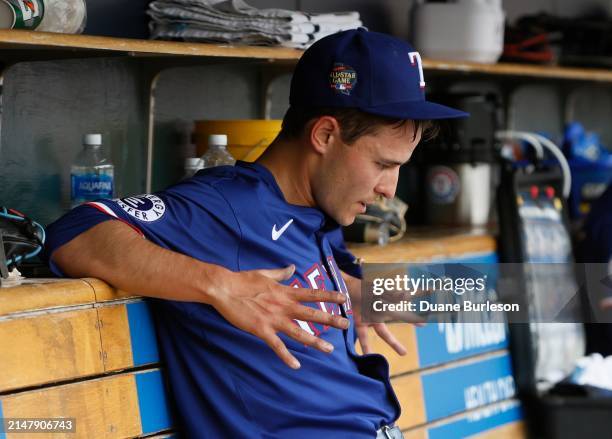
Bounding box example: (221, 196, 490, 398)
(372, 300, 519, 313)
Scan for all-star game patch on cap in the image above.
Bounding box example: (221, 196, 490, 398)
(290, 28, 468, 120)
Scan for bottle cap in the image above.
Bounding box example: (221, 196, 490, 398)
(83, 133, 102, 146)
(208, 134, 227, 146)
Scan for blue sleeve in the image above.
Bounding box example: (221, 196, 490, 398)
(43, 178, 241, 277)
(43, 204, 117, 276)
(327, 226, 362, 279)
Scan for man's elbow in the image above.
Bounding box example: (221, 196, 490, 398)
(48, 221, 131, 278)
(51, 240, 93, 278)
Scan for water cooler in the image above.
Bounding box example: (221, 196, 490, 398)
(421, 93, 499, 227)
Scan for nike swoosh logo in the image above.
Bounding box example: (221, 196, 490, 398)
(272, 219, 294, 241)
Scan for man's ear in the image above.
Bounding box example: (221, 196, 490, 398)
(309, 116, 341, 154)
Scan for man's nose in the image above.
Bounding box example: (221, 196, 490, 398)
(374, 169, 399, 199)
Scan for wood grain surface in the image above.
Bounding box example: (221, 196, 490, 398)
(1, 372, 142, 439)
(0, 308, 103, 392)
(349, 233, 496, 263)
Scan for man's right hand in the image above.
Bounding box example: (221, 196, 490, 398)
(210, 265, 350, 369)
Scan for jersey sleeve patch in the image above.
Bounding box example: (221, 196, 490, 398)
(112, 194, 166, 222)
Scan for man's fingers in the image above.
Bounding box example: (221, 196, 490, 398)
(256, 265, 296, 281)
(291, 304, 350, 330)
(291, 287, 347, 305)
(373, 323, 407, 356)
(262, 332, 301, 369)
(356, 325, 371, 354)
(280, 322, 335, 354)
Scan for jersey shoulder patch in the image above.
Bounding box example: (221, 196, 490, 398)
(113, 194, 166, 222)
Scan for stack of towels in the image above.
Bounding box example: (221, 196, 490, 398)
(148, 0, 363, 49)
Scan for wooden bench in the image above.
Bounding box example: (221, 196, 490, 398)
(0, 232, 526, 438)
(0, 278, 174, 438)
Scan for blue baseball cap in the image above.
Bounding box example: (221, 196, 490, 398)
(290, 28, 468, 120)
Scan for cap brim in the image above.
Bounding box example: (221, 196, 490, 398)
(361, 100, 469, 120)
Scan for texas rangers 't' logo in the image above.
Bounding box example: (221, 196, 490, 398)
(408, 51, 426, 89)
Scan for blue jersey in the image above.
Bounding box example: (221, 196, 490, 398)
(580, 183, 612, 263)
(44, 161, 399, 438)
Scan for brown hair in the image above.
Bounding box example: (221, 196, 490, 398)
(278, 106, 438, 145)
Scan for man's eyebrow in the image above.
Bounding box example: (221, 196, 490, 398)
(380, 158, 407, 166)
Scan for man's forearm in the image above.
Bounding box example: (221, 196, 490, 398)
(51, 220, 226, 303)
(50, 219, 350, 368)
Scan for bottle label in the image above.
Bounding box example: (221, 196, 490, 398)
(71, 173, 114, 202)
(2, 0, 45, 29)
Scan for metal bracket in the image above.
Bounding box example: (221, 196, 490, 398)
(144, 68, 163, 193)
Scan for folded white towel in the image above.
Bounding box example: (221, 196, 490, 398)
(147, 0, 362, 49)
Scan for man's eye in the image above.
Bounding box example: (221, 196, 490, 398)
(377, 162, 389, 170)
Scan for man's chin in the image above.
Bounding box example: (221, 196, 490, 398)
(337, 214, 356, 227)
(323, 207, 357, 227)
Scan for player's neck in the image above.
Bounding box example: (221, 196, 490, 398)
(256, 139, 316, 208)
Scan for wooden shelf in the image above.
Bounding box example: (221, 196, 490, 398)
(423, 58, 612, 83)
(0, 29, 302, 62)
(0, 30, 611, 82)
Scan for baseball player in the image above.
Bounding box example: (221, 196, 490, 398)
(44, 29, 467, 438)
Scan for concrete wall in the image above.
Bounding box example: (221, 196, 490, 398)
(152, 63, 265, 190)
(0, 58, 147, 223)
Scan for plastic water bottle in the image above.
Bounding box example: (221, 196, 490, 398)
(184, 157, 205, 178)
(200, 134, 235, 168)
(70, 134, 114, 208)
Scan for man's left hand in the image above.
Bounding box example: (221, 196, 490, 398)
(341, 271, 408, 356)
